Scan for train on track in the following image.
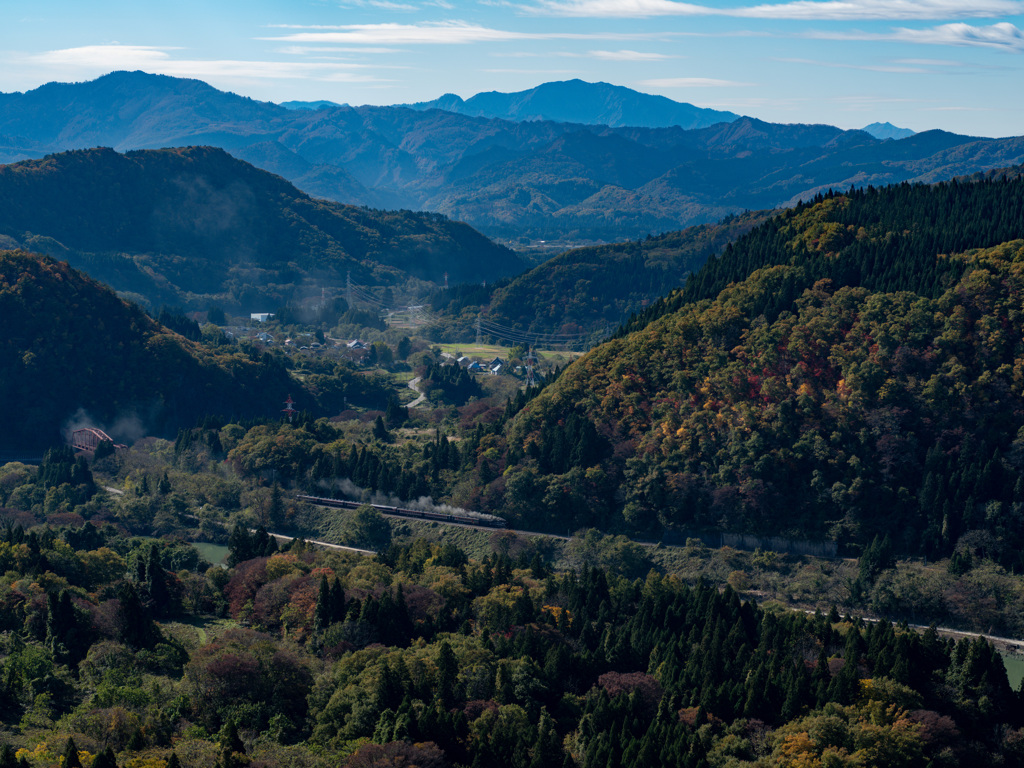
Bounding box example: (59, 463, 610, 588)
(296, 495, 508, 529)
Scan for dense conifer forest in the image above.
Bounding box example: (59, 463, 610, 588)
(0, 470, 1021, 766)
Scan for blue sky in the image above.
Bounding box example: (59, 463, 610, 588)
(3, 0, 1023, 136)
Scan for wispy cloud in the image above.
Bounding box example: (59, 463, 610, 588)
(810, 21, 1024, 50)
(893, 57, 963, 65)
(276, 45, 402, 55)
(483, 68, 581, 73)
(640, 76, 754, 86)
(341, 0, 420, 10)
(529, 0, 1024, 20)
(494, 48, 676, 59)
(263, 21, 666, 44)
(28, 44, 384, 82)
(733, 1, 1024, 21)
(590, 49, 675, 60)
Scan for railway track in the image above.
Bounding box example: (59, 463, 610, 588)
(296, 495, 508, 529)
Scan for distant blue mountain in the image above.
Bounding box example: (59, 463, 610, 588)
(404, 79, 741, 130)
(3, 71, 1022, 244)
(862, 122, 916, 140)
(279, 100, 346, 111)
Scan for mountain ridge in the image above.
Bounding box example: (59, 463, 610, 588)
(404, 79, 741, 130)
(0, 145, 523, 310)
(2, 72, 1023, 243)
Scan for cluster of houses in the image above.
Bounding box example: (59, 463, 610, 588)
(441, 351, 506, 375)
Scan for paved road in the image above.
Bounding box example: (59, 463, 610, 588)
(407, 376, 427, 408)
(268, 532, 375, 557)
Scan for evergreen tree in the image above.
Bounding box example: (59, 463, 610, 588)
(227, 521, 255, 567)
(146, 543, 171, 617)
(60, 738, 82, 768)
(217, 720, 248, 768)
(268, 482, 285, 529)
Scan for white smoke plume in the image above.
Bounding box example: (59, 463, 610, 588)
(319, 477, 504, 523)
(61, 407, 147, 446)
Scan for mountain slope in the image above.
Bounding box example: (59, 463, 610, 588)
(405, 79, 740, 130)
(428, 210, 775, 342)
(471, 176, 1024, 566)
(0, 70, 285, 151)
(3, 72, 1024, 243)
(0, 250, 298, 448)
(0, 146, 522, 309)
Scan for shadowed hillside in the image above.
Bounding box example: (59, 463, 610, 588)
(0, 146, 523, 309)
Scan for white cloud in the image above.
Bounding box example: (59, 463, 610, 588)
(589, 49, 675, 60)
(341, 0, 420, 10)
(893, 21, 1024, 49)
(734, 1, 1024, 21)
(810, 21, 1024, 50)
(483, 68, 581, 73)
(893, 57, 963, 65)
(28, 44, 383, 82)
(530, 0, 704, 17)
(276, 45, 402, 54)
(529, 0, 1024, 19)
(263, 21, 664, 44)
(640, 76, 754, 86)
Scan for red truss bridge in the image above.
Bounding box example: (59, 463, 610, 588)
(70, 427, 125, 453)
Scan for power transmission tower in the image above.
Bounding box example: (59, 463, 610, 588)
(525, 346, 538, 387)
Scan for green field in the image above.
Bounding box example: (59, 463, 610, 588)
(193, 541, 230, 566)
(1001, 653, 1024, 691)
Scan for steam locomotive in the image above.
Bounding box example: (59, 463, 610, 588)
(296, 495, 508, 529)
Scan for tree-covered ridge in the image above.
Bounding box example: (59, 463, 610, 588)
(625, 177, 1024, 336)
(0, 251, 375, 448)
(0, 503, 1021, 768)
(473, 181, 1024, 560)
(0, 146, 522, 309)
(423, 212, 772, 344)
(482, 211, 774, 339)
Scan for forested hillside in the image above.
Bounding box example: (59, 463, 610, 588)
(487, 211, 774, 338)
(426, 211, 773, 343)
(0, 494, 1019, 767)
(0, 251, 382, 448)
(447, 177, 1024, 563)
(0, 146, 521, 310)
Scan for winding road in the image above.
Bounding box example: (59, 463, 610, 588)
(407, 376, 427, 408)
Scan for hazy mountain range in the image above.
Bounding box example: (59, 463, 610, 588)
(402, 79, 740, 130)
(0, 71, 1018, 244)
(862, 122, 916, 140)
